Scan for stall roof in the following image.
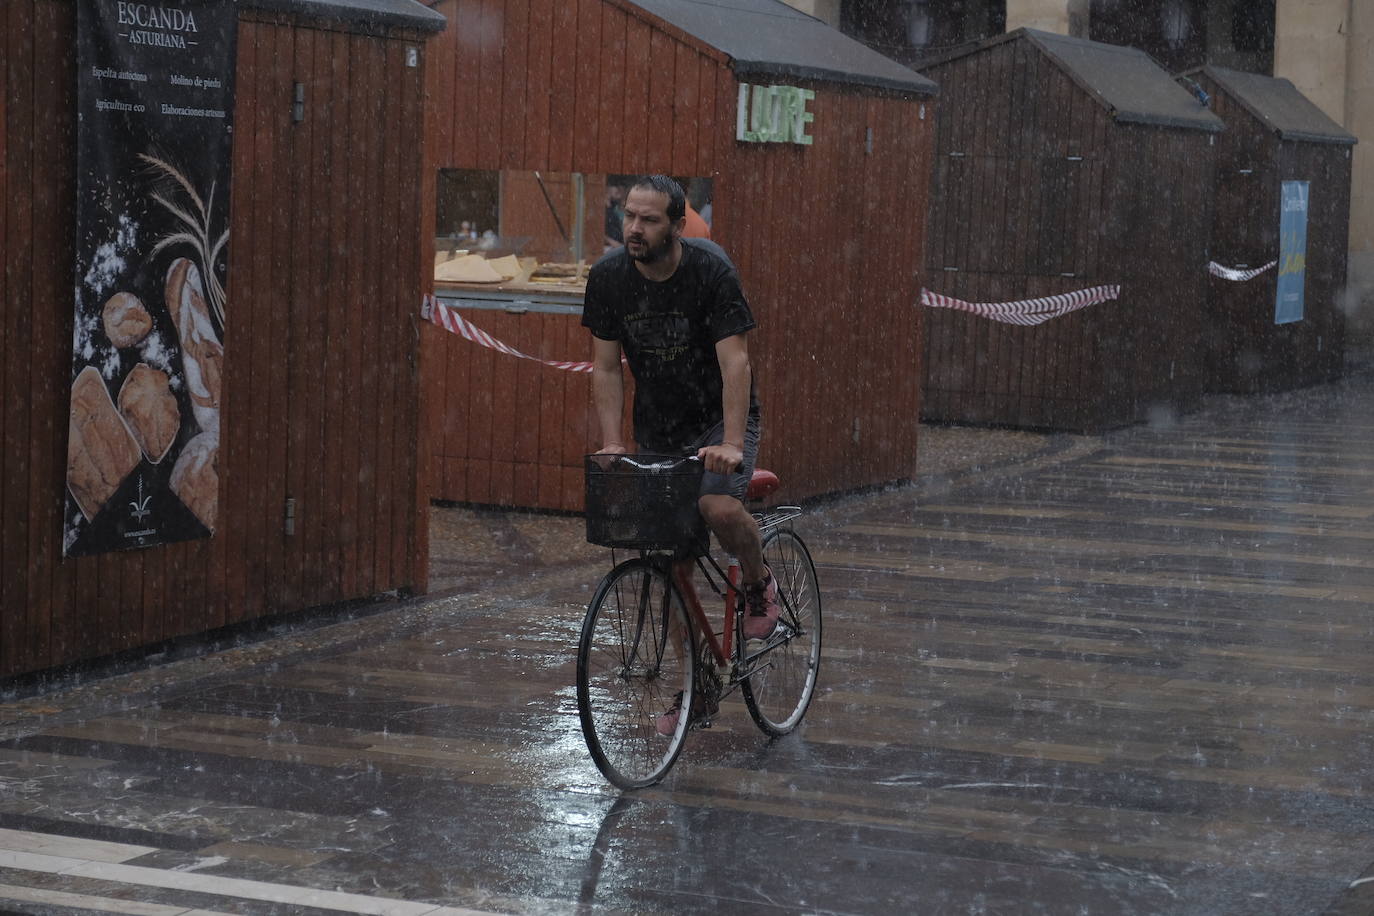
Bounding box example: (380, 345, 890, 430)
(922, 28, 1222, 132)
(626, 0, 936, 95)
(1183, 65, 1357, 145)
(245, 0, 446, 33)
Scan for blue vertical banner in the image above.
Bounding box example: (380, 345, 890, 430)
(1275, 180, 1309, 325)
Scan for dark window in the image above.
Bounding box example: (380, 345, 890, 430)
(1090, 0, 1205, 72)
(436, 168, 499, 240)
(841, 0, 1006, 66)
(1233, 2, 1275, 52)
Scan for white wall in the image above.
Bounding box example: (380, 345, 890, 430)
(778, 0, 841, 28)
(1004, 0, 1072, 34)
(1275, 0, 1348, 121)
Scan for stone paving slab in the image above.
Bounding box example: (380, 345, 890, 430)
(3, 356, 1374, 914)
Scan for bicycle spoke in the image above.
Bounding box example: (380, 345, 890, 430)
(577, 560, 695, 788)
(742, 529, 822, 736)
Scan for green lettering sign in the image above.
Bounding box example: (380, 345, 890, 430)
(736, 83, 814, 146)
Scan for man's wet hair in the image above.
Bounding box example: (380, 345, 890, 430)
(632, 175, 686, 222)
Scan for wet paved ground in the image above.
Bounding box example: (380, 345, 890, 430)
(4, 357, 1374, 914)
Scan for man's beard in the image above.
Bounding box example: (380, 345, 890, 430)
(627, 232, 675, 264)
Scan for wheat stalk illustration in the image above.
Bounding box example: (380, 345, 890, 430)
(139, 152, 228, 329)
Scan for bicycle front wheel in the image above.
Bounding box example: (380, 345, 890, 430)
(742, 528, 822, 736)
(577, 559, 696, 789)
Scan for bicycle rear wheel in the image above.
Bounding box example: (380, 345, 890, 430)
(577, 559, 696, 788)
(742, 528, 822, 736)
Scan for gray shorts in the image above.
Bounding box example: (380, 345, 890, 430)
(683, 413, 762, 501)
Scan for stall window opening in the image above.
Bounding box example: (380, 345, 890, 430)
(433, 171, 713, 304)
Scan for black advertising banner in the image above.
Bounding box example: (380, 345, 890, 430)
(67, 0, 235, 557)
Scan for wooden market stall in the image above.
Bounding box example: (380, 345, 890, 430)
(918, 29, 1224, 432)
(1181, 65, 1356, 393)
(423, 0, 939, 510)
(0, 0, 443, 680)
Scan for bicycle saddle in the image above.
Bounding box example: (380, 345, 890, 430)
(746, 469, 780, 501)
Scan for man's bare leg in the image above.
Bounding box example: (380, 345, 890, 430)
(698, 494, 766, 584)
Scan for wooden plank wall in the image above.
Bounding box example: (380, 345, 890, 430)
(921, 39, 1213, 432)
(0, 3, 432, 679)
(1202, 73, 1351, 393)
(720, 86, 932, 502)
(424, 0, 935, 508)
(1102, 122, 1213, 424)
(1297, 142, 1352, 384)
(2, 0, 67, 676)
(922, 41, 1111, 431)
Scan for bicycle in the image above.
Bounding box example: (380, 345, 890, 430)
(575, 452, 822, 789)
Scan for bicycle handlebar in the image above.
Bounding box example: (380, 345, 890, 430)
(590, 451, 742, 473)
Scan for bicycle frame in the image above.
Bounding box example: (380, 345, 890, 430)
(667, 504, 804, 671)
(672, 554, 740, 669)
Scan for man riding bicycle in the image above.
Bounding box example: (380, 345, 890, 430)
(582, 175, 780, 732)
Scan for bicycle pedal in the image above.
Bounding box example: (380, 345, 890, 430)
(758, 624, 795, 651)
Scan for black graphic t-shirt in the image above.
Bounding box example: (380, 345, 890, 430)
(582, 238, 759, 451)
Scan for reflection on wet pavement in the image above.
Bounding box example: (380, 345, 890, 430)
(4, 361, 1374, 913)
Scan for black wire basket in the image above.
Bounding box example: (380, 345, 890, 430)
(584, 453, 707, 551)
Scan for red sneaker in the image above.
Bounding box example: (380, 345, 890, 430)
(656, 692, 685, 736)
(741, 573, 780, 641)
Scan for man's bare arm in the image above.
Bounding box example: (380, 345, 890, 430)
(698, 333, 751, 473)
(591, 336, 628, 454)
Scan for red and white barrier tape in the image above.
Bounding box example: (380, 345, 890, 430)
(1208, 260, 1277, 282)
(423, 295, 595, 373)
(919, 285, 1121, 326)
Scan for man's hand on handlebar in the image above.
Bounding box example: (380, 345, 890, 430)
(596, 442, 629, 455)
(697, 442, 744, 475)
